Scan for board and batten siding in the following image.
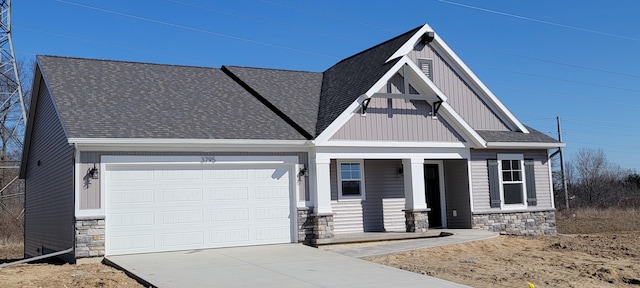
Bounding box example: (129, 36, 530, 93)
(24, 80, 75, 261)
(408, 43, 510, 131)
(330, 96, 465, 142)
(330, 160, 405, 233)
(443, 160, 472, 228)
(79, 151, 309, 210)
(470, 149, 553, 212)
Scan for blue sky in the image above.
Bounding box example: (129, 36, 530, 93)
(12, 0, 640, 171)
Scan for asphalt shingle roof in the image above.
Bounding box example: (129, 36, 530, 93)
(476, 126, 560, 143)
(222, 66, 323, 138)
(316, 26, 422, 136)
(37, 56, 307, 140)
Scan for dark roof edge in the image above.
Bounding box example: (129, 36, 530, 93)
(323, 25, 422, 73)
(221, 66, 314, 140)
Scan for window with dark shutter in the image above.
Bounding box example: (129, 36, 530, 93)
(524, 159, 537, 206)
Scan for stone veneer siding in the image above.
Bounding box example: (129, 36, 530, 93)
(405, 210, 429, 232)
(297, 208, 314, 244)
(472, 210, 556, 235)
(75, 217, 105, 258)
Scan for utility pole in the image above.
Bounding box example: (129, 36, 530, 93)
(557, 116, 569, 209)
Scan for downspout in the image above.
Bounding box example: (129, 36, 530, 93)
(72, 142, 79, 262)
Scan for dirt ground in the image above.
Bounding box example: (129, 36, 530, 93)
(367, 209, 640, 288)
(0, 208, 638, 287)
(0, 244, 144, 288)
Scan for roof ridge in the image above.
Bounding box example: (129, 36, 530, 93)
(323, 24, 423, 73)
(224, 65, 322, 74)
(37, 55, 218, 70)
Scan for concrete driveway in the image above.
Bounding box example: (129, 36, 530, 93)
(106, 244, 469, 288)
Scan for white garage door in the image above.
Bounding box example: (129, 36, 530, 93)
(105, 164, 293, 255)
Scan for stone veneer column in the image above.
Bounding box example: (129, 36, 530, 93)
(312, 213, 334, 240)
(75, 217, 105, 258)
(297, 207, 314, 244)
(405, 209, 429, 232)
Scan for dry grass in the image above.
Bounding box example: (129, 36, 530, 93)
(557, 207, 640, 234)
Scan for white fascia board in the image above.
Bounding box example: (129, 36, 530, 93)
(403, 59, 448, 102)
(318, 140, 469, 148)
(430, 34, 529, 133)
(315, 147, 470, 160)
(315, 59, 408, 144)
(485, 142, 566, 149)
(386, 24, 434, 63)
(69, 138, 311, 151)
(102, 155, 300, 165)
(438, 102, 487, 148)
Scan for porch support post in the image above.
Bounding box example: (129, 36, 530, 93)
(311, 157, 332, 214)
(403, 158, 427, 211)
(403, 158, 429, 232)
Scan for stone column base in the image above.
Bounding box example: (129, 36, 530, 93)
(404, 209, 429, 232)
(75, 216, 105, 258)
(297, 208, 314, 244)
(312, 213, 334, 240)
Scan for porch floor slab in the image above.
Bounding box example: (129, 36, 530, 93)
(314, 230, 446, 245)
(321, 229, 499, 258)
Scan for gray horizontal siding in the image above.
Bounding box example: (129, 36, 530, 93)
(330, 160, 364, 233)
(470, 149, 553, 212)
(330, 160, 405, 233)
(331, 97, 465, 142)
(409, 43, 510, 131)
(443, 160, 471, 228)
(24, 80, 74, 261)
(362, 160, 405, 232)
(80, 151, 309, 210)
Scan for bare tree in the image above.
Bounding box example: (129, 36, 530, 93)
(566, 148, 638, 208)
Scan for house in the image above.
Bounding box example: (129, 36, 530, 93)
(20, 24, 563, 262)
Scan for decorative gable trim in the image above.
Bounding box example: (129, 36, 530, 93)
(386, 24, 435, 63)
(385, 23, 529, 134)
(315, 55, 487, 148)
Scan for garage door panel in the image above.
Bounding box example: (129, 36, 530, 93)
(162, 209, 205, 225)
(106, 164, 293, 255)
(210, 187, 249, 200)
(161, 188, 204, 202)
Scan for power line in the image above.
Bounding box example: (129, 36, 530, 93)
(450, 41, 640, 79)
(437, 0, 640, 42)
(491, 85, 640, 109)
(56, 0, 340, 59)
(14, 25, 191, 61)
(258, 0, 400, 32)
(164, 0, 367, 45)
(472, 63, 640, 93)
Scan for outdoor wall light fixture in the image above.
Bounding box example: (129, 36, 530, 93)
(299, 165, 309, 177)
(89, 164, 99, 179)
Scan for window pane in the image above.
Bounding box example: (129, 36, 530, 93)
(341, 171, 351, 179)
(351, 171, 361, 179)
(502, 160, 511, 170)
(512, 171, 522, 181)
(503, 183, 523, 204)
(502, 171, 512, 181)
(342, 181, 361, 196)
(511, 160, 520, 170)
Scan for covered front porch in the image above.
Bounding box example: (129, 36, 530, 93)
(304, 152, 473, 242)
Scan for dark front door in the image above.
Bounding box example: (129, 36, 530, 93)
(424, 164, 442, 228)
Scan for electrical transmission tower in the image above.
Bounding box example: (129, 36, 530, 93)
(0, 0, 27, 229)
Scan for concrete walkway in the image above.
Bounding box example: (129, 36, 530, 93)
(322, 229, 499, 258)
(106, 244, 470, 288)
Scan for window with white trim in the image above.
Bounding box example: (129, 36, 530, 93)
(498, 154, 527, 208)
(337, 160, 365, 199)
